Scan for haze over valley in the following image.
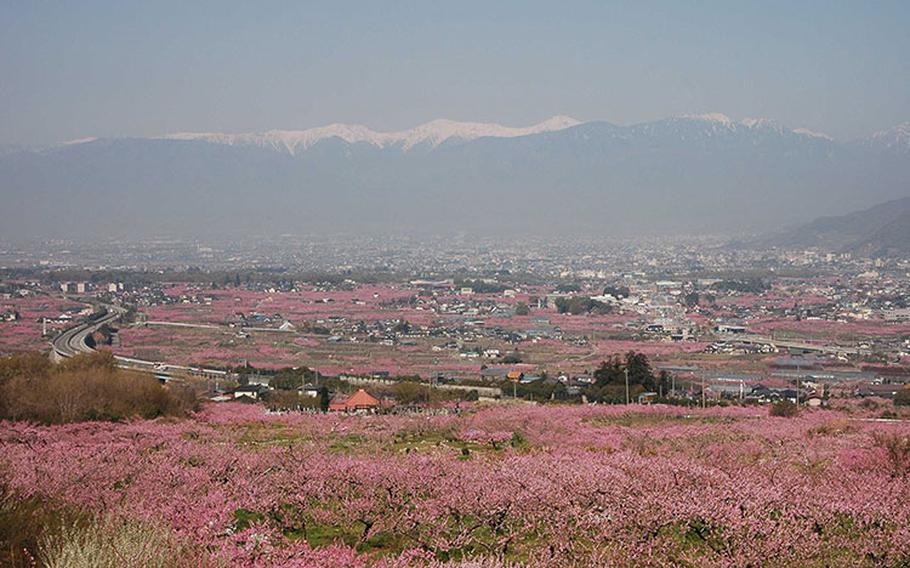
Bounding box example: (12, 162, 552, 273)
(3, 114, 909, 240)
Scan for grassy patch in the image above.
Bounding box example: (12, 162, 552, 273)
(327, 434, 367, 454)
(232, 508, 267, 531)
(235, 423, 310, 447)
(387, 431, 503, 458)
(587, 412, 739, 428)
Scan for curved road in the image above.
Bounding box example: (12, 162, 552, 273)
(51, 304, 226, 381)
(52, 304, 125, 359)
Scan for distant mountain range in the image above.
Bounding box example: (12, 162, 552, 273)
(161, 115, 582, 153)
(0, 114, 908, 240)
(758, 197, 910, 256)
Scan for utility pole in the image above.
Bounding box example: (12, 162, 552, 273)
(624, 367, 630, 405)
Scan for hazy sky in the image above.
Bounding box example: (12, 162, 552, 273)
(2, 1, 909, 146)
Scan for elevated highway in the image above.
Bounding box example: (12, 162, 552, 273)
(718, 332, 860, 356)
(51, 303, 229, 382)
(51, 304, 125, 359)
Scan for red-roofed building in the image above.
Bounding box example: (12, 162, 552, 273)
(507, 370, 524, 382)
(328, 389, 381, 413)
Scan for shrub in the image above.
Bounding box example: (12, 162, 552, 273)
(391, 381, 434, 405)
(808, 418, 853, 437)
(895, 388, 910, 407)
(264, 390, 321, 412)
(873, 432, 910, 478)
(510, 431, 528, 449)
(40, 517, 201, 568)
(0, 351, 51, 382)
(0, 479, 86, 568)
(769, 400, 799, 417)
(0, 351, 195, 424)
(0, 352, 51, 418)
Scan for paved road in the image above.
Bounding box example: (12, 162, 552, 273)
(51, 304, 227, 381)
(720, 333, 859, 356)
(51, 304, 125, 359)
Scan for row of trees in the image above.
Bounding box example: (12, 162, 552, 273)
(602, 285, 630, 299)
(554, 296, 612, 315)
(508, 377, 568, 402)
(710, 278, 769, 294)
(453, 278, 507, 294)
(236, 365, 333, 412)
(584, 352, 672, 404)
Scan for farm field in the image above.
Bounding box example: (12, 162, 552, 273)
(114, 323, 710, 376)
(114, 323, 710, 377)
(0, 293, 84, 353)
(97, 278, 910, 382)
(111, 283, 718, 376)
(3, 403, 910, 566)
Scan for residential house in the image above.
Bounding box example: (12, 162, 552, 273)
(328, 389, 381, 413)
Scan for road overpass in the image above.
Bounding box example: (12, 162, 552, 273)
(51, 303, 229, 382)
(719, 333, 860, 356)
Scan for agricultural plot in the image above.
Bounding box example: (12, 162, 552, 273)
(0, 294, 84, 354)
(3, 403, 910, 566)
(119, 284, 719, 376)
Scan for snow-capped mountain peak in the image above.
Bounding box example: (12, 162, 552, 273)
(792, 128, 833, 141)
(741, 117, 783, 130)
(684, 112, 734, 125)
(868, 122, 910, 151)
(672, 113, 833, 140)
(62, 137, 99, 145)
(162, 116, 582, 154)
